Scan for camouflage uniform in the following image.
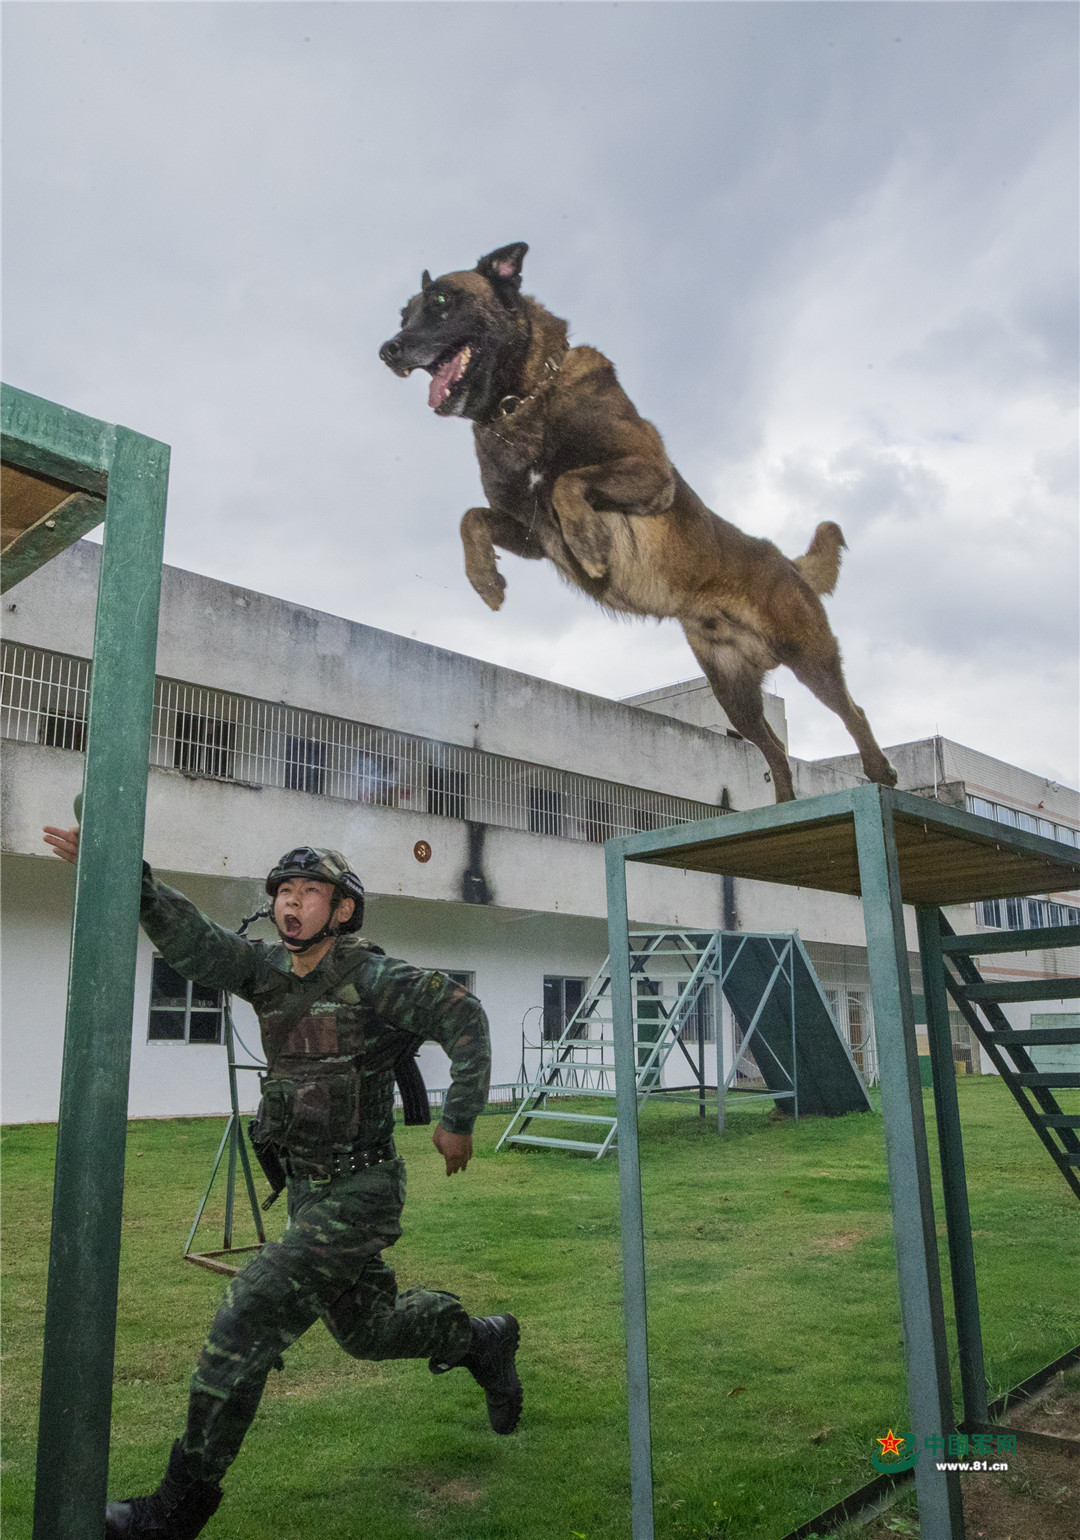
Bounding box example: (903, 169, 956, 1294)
(139, 868, 491, 1482)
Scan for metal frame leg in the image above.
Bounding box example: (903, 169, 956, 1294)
(32, 427, 170, 1540)
(606, 841, 655, 1539)
(854, 790, 965, 1538)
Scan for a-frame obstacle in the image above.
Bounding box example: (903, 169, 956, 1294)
(603, 784, 1079, 1540)
(497, 929, 869, 1157)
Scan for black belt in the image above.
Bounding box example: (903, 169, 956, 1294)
(286, 1139, 396, 1182)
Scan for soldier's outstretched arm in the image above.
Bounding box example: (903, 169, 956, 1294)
(43, 823, 272, 1001)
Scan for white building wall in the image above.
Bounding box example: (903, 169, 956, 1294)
(1, 851, 612, 1123)
(4, 543, 1076, 1122)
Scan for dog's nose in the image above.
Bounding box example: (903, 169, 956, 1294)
(379, 337, 403, 366)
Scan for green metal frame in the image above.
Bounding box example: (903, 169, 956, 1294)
(604, 783, 1080, 1540)
(2, 384, 170, 1540)
(183, 1001, 267, 1275)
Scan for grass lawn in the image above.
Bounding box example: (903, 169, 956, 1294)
(3, 1078, 1077, 1539)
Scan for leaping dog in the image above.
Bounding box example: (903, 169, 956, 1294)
(380, 242, 896, 803)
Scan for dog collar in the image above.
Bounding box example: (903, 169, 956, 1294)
(497, 352, 564, 419)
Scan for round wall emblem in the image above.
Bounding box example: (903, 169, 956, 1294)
(413, 840, 432, 863)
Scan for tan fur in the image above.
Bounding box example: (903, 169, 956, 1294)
(794, 521, 846, 597)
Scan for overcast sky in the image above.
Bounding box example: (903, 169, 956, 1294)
(4, 2, 1077, 787)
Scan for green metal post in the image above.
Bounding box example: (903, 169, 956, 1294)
(32, 426, 169, 1540)
(917, 906, 989, 1426)
(853, 788, 965, 1539)
(606, 841, 655, 1540)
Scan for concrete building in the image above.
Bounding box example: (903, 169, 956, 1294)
(3, 541, 1078, 1124)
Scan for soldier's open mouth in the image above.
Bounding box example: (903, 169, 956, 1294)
(283, 916, 302, 936)
(427, 344, 473, 412)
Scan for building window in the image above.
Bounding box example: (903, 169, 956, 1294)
(148, 957, 225, 1044)
(542, 975, 586, 1041)
(175, 711, 234, 779)
(824, 987, 875, 1080)
(443, 970, 475, 992)
(357, 749, 396, 807)
(579, 797, 613, 845)
(529, 786, 562, 836)
(427, 763, 468, 819)
(284, 735, 326, 794)
(39, 712, 86, 751)
(966, 795, 1078, 849)
(679, 984, 717, 1044)
(976, 897, 1080, 930)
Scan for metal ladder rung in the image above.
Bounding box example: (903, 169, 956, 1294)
(960, 979, 1080, 1004)
(989, 1027, 1080, 1046)
(514, 1110, 617, 1125)
(537, 1085, 618, 1098)
(506, 1135, 609, 1153)
(1013, 1072, 1080, 1087)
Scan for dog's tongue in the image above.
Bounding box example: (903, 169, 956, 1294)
(428, 347, 468, 410)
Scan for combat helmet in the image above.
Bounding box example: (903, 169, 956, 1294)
(265, 846, 365, 950)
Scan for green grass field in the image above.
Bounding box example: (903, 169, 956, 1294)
(3, 1078, 1077, 1539)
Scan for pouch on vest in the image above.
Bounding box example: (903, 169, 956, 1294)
(253, 1067, 361, 1166)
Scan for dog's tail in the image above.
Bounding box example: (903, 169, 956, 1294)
(794, 521, 846, 596)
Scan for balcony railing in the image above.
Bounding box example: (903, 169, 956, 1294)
(1, 643, 725, 845)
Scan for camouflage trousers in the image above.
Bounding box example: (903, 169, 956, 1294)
(181, 1156, 472, 1481)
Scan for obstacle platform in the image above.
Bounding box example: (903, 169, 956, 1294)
(603, 784, 1079, 1540)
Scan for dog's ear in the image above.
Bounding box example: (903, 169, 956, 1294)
(476, 243, 528, 294)
(421, 270, 433, 292)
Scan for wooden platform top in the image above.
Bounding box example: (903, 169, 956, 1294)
(622, 786, 1080, 907)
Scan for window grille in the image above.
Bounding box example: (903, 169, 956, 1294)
(1, 643, 726, 847)
(1, 646, 90, 748)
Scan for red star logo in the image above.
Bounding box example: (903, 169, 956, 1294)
(876, 1429, 904, 1457)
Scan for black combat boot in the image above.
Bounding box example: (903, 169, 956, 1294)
(105, 1440, 223, 1539)
(431, 1314, 522, 1434)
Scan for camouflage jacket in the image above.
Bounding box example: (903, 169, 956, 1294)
(140, 869, 491, 1151)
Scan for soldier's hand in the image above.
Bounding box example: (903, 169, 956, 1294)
(433, 1125, 472, 1176)
(43, 825, 80, 864)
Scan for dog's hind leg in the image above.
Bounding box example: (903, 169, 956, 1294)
(786, 641, 898, 789)
(685, 630, 796, 803)
(460, 507, 545, 611)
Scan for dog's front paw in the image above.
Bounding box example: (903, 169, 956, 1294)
(467, 567, 506, 610)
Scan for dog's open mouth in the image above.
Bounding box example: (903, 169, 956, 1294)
(427, 344, 473, 412)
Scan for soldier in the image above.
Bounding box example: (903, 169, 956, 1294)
(42, 828, 521, 1540)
